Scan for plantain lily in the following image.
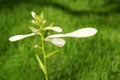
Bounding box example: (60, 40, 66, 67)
(9, 27, 97, 47)
(9, 26, 62, 42)
(45, 27, 97, 47)
(9, 11, 98, 80)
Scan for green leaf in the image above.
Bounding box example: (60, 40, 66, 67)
(48, 23, 54, 27)
(46, 50, 59, 58)
(35, 54, 45, 74)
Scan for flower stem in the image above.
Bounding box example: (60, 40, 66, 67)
(41, 34, 48, 80)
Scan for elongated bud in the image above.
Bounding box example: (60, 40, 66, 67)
(31, 11, 36, 19)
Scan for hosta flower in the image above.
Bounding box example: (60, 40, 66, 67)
(45, 28, 97, 38)
(9, 26, 62, 42)
(9, 27, 97, 47)
(9, 11, 97, 47)
(45, 38, 65, 47)
(45, 27, 97, 47)
(44, 26, 62, 32)
(9, 33, 36, 42)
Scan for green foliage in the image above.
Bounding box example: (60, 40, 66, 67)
(0, 0, 120, 80)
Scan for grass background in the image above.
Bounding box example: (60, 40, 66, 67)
(0, 0, 120, 80)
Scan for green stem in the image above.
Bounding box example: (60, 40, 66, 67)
(46, 50, 59, 58)
(41, 34, 48, 80)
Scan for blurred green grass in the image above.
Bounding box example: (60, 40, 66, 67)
(0, 0, 120, 80)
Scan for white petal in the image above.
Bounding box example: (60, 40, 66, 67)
(9, 33, 35, 41)
(31, 11, 36, 19)
(45, 38, 65, 47)
(65, 28, 97, 37)
(46, 27, 62, 32)
(46, 34, 66, 39)
(46, 28, 97, 38)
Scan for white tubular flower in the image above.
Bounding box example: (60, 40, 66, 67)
(31, 11, 36, 19)
(45, 28, 97, 38)
(45, 27, 62, 32)
(66, 27, 97, 38)
(9, 33, 36, 41)
(45, 28, 97, 47)
(45, 38, 65, 47)
(9, 27, 97, 47)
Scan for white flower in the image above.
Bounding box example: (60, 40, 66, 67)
(45, 28, 97, 47)
(45, 28, 97, 38)
(45, 27, 62, 32)
(9, 33, 36, 41)
(9, 27, 97, 47)
(9, 27, 62, 42)
(45, 38, 65, 47)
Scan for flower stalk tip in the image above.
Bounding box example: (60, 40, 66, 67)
(31, 11, 36, 19)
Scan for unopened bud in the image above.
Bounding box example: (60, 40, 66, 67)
(31, 20, 36, 24)
(34, 44, 39, 48)
(42, 20, 46, 24)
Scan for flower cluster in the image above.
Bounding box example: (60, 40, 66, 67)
(9, 11, 97, 47)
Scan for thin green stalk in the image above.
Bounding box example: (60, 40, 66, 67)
(46, 50, 59, 58)
(41, 34, 48, 80)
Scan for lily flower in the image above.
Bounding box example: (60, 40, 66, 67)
(9, 11, 97, 47)
(44, 26, 62, 32)
(45, 28, 97, 47)
(9, 26, 62, 42)
(9, 33, 36, 42)
(9, 27, 97, 47)
(45, 38, 65, 47)
(45, 28, 97, 39)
